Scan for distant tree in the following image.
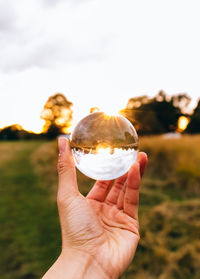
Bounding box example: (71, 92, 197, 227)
(0, 125, 44, 140)
(186, 99, 200, 133)
(44, 123, 62, 139)
(90, 107, 100, 113)
(0, 124, 22, 140)
(126, 95, 149, 110)
(120, 97, 164, 135)
(172, 93, 191, 112)
(120, 91, 188, 135)
(150, 91, 181, 132)
(119, 95, 160, 134)
(41, 93, 73, 138)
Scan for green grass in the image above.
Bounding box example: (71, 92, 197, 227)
(0, 136, 200, 278)
(0, 141, 60, 279)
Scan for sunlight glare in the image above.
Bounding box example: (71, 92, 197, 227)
(100, 105, 120, 117)
(177, 116, 190, 132)
(22, 119, 45, 134)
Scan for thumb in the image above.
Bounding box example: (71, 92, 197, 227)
(57, 137, 79, 201)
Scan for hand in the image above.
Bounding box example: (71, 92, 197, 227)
(42, 138, 147, 279)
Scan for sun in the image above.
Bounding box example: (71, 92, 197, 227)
(101, 106, 120, 117)
(177, 116, 190, 132)
(89, 105, 120, 117)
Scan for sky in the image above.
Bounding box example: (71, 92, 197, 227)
(0, 0, 200, 132)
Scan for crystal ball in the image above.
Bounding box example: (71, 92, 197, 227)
(70, 112, 138, 180)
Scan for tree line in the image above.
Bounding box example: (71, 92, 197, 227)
(0, 91, 199, 140)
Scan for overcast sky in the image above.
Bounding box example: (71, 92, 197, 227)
(0, 0, 200, 132)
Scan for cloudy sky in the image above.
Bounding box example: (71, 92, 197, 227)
(0, 0, 200, 132)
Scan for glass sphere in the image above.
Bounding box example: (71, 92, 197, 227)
(70, 112, 138, 180)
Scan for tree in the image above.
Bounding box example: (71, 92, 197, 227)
(186, 99, 200, 133)
(150, 91, 181, 132)
(172, 93, 191, 112)
(120, 91, 187, 135)
(90, 107, 100, 113)
(120, 98, 164, 135)
(41, 93, 73, 138)
(0, 124, 23, 140)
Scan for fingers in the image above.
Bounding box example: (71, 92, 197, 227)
(138, 152, 148, 177)
(116, 152, 147, 212)
(123, 152, 148, 219)
(123, 162, 140, 219)
(57, 137, 79, 202)
(112, 152, 148, 210)
(86, 180, 113, 202)
(105, 172, 128, 205)
(116, 183, 126, 210)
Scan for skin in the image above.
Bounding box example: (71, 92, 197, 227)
(42, 138, 148, 279)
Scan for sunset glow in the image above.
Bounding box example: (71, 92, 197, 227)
(177, 116, 190, 132)
(20, 119, 45, 134)
(0, 0, 200, 134)
(101, 107, 120, 117)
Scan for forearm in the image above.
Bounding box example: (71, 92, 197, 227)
(42, 250, 112, 279)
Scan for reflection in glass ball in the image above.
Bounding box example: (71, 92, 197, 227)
(70, 112, 138, 180)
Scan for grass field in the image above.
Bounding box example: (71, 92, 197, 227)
(0, 136, 200, 279)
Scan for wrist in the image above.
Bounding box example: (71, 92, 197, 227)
(61, 248, 110, 279)
(42, 248, 116, 279)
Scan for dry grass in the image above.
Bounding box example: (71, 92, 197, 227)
(31, 141, 58, 200)
(0, 142, 24, 167)
(0, 135, 200, 279)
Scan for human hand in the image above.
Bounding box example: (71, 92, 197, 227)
(42, 137, 147, 279)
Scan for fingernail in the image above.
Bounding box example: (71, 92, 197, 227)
(58, 137, 67, 155)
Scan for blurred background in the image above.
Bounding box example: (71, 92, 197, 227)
(0, 0, 200, 278)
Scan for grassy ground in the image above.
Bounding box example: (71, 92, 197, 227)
(0, 136, 200, 278)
